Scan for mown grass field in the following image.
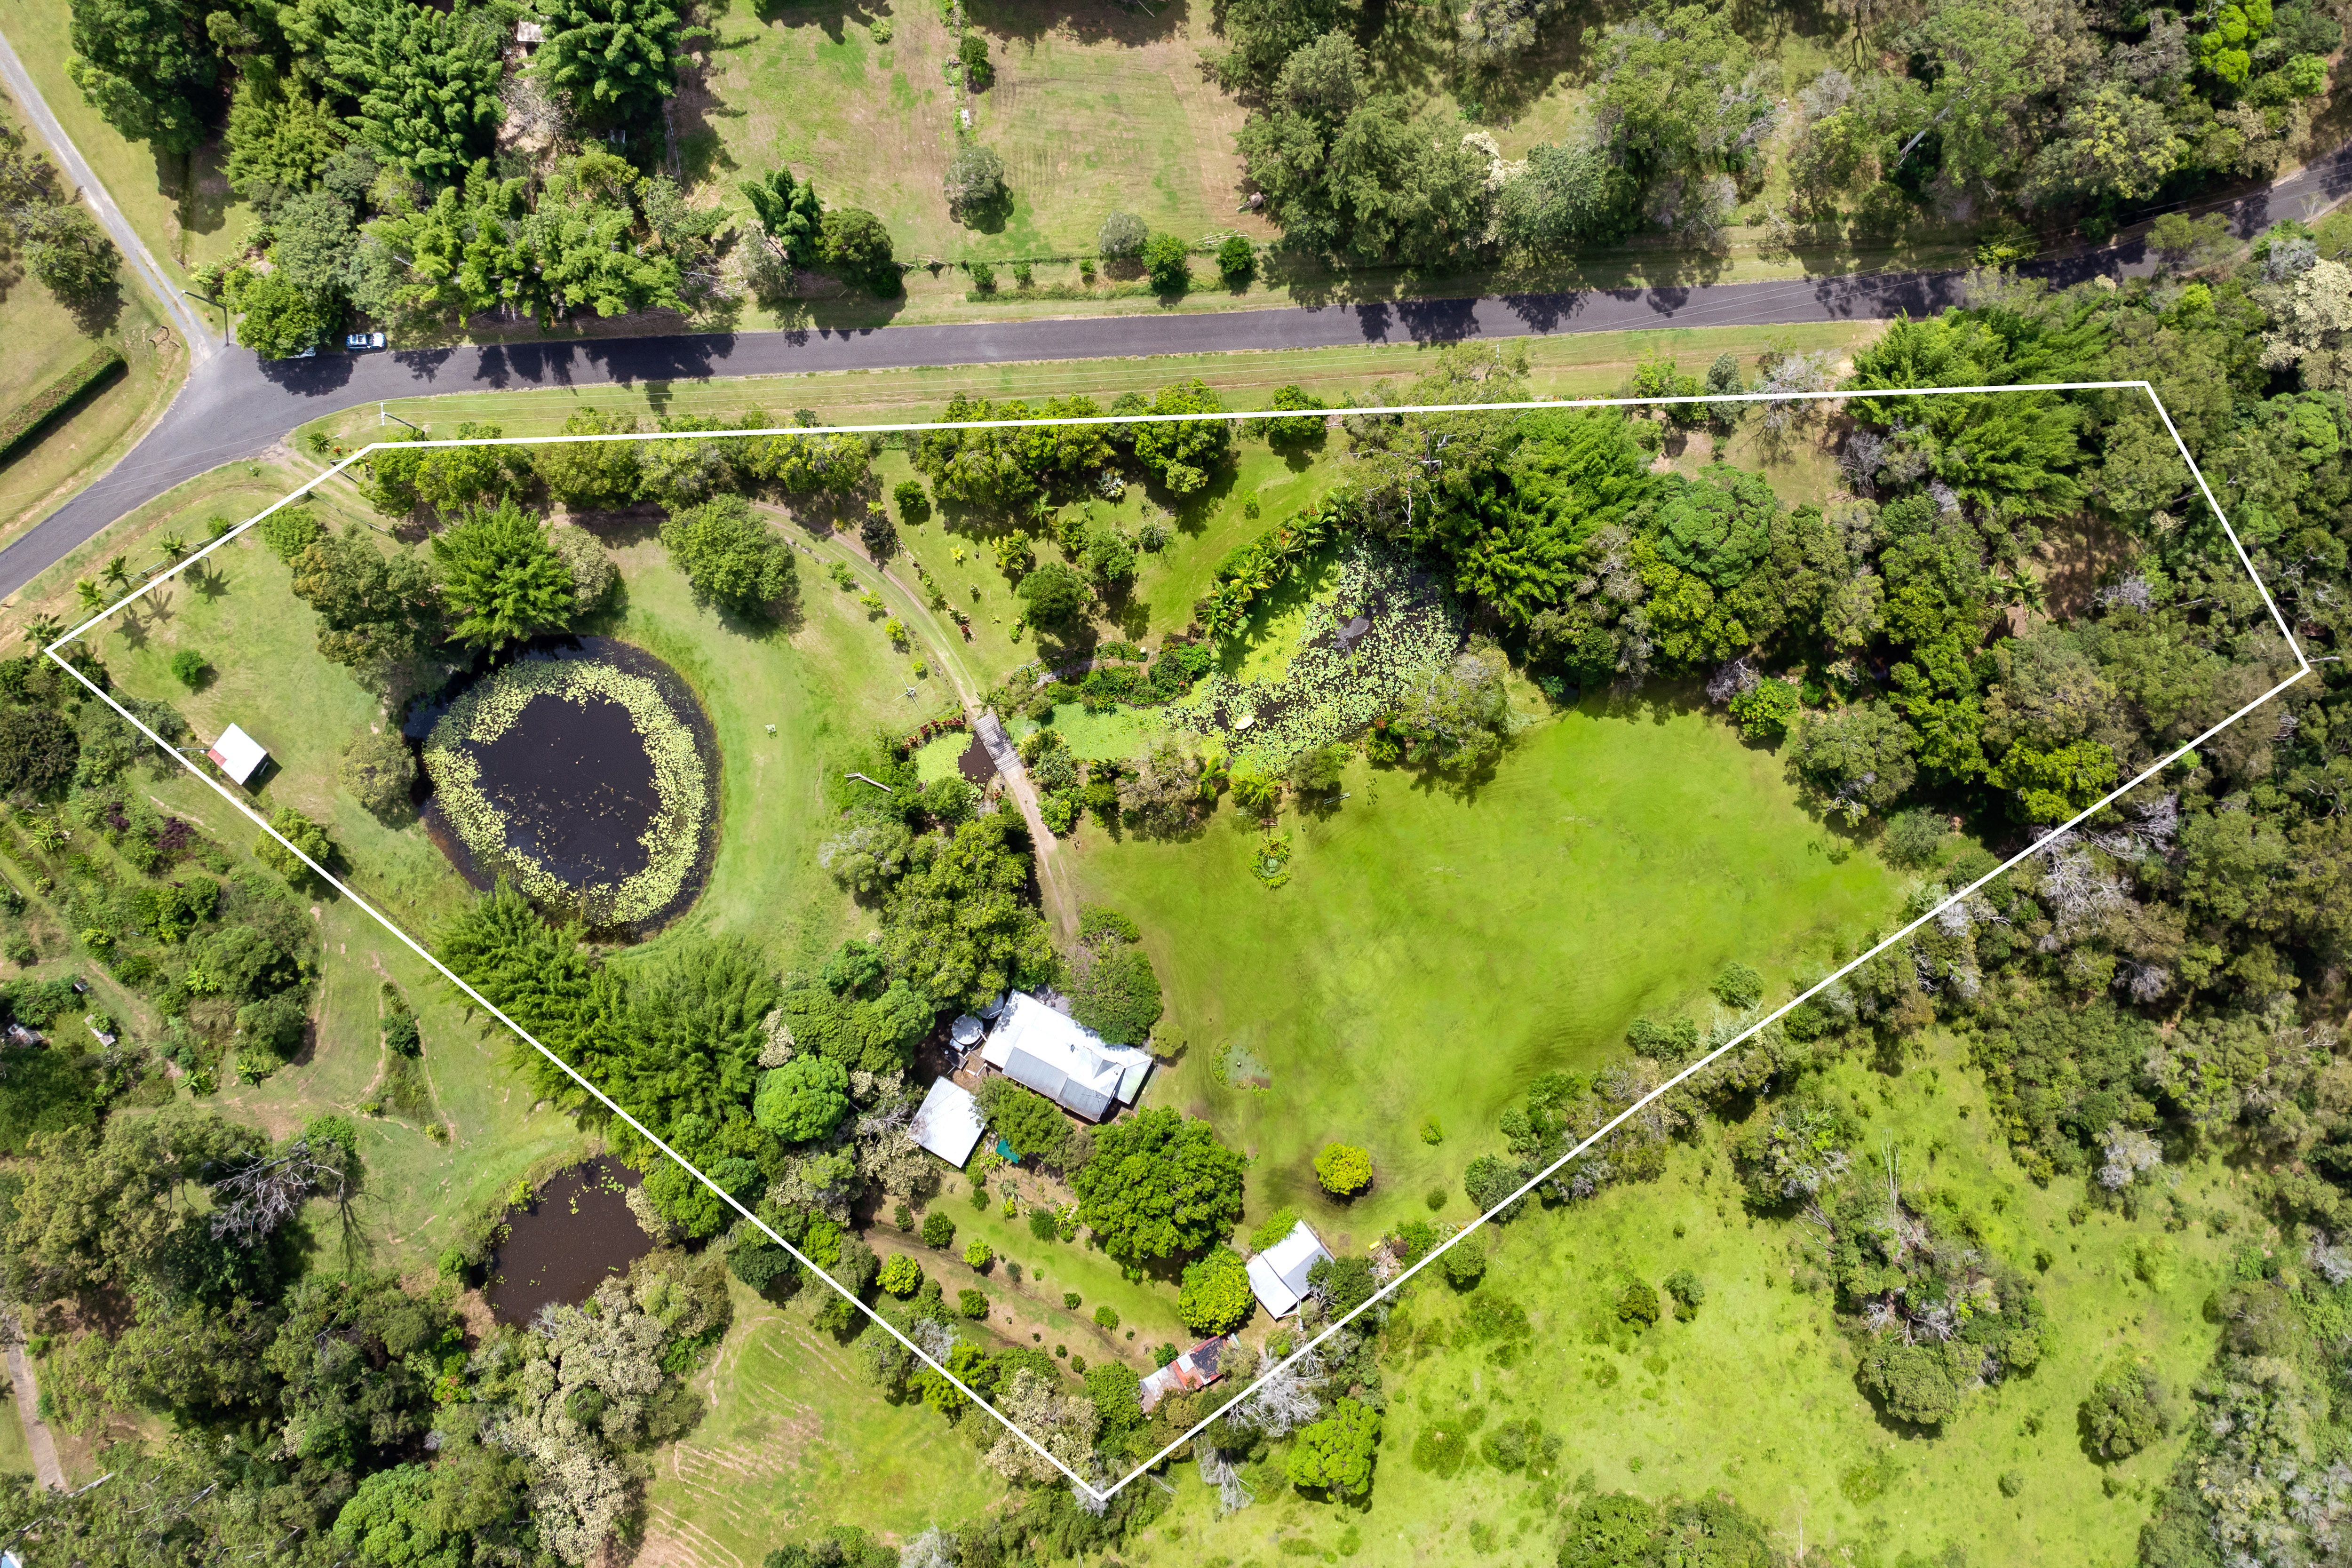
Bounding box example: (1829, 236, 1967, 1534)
(1074, 705, 1907, 1254)
(638, 1277, 1011, 1565)
(689, 0, 1263, 267)
(0, 90, 188, 550)
(1108, 1031, 2248, 1568)
(295, 322, 1884, 446)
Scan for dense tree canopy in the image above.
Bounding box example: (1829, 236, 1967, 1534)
(1177, 1245, 1255, 1334)
(1069, 1107, 1248, 1263)
(754, 1055, 851, 1143)
(324, 0, 507, 179)
(288, 528, 440, 682)
(975, 1076, 1073, 1165)
(1235, 32, 1490, 268)
(431, 497, 577, 651)
(63, 0, 216, 152)
(534, 0, 695, 122)
(1067, 907, 1162, 1045)
(659, 494, 797, 615)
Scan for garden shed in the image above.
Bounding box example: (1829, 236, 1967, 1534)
(1247, 1218, 1333, 1319)
(909, 1077, 985, 1168)
(206, 724, 268, 786)
(979, 992, 1153, 1122)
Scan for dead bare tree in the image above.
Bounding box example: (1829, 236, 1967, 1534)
(1198, 1443, 1256, 1513)
(1231, 1344, 1326, 1437)
(207, 1135, 355, 1247)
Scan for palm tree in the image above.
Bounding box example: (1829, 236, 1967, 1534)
(74, 579, 102, 612)
(21, 615, 63, 650)
(101, 555, 130, 590)
(157, 534, 188, 562)
(2001, 573, 2048, 613)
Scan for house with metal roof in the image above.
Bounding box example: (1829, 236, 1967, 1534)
(1246, 1218, 1333, 1318)
(909, 1077, 985, 1168)
(978, 992, 1153, 1122)
(1139, 1336, 1234, 1412)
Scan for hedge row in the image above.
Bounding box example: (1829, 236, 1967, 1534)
(1194, 500, 1343, 639)
(0, 346, 125, 463)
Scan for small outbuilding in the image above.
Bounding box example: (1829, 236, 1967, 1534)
(206, 724, 268, 786)
(980, 992, 1152, 1122)
(909, 1077, 985, 1168)
(1139, 1336, 1233, 1413)
(1246, 1218, 1333, 1319)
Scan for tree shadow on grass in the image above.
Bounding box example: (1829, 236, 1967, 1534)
(568, 502, 666, 550)
(165, 143, 230, 241)
(970, 0, 1185, 51)
(62, 279, 126, 339)
(1391, 746, 1507, 806)
(956, 188, 1017, 237)
(749, 0, 882, 41)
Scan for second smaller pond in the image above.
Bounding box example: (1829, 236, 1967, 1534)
(487, 1157, 657, 1325)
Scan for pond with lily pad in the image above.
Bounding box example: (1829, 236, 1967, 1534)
(413, 638, 719, 936)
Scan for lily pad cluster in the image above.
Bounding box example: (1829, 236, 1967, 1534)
(1172, 542, 1465, 768)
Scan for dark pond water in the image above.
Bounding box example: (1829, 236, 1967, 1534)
(487, 1157, 657, 1325)
(413, 637, 719, 937)
(958, 732, 994, 784)
(473, 691, 660, 885)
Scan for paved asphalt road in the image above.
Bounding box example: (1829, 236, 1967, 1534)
(6, 108, 2352, 601)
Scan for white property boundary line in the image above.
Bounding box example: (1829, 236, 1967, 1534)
(34, 379, 2313, 1504)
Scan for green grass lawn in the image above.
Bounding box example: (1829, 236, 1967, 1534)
(0, 1382, 29, 1486)
(1073, 700, 1906, 1254)
(639, 1276, 1011, 1561)
(904, 1176, 1197, 1362)
(687, 0, 1263, 269)
(606, 521, 919, 976)
(1110, 1030, 2247, 1568)
(0, 454, 318, 655)
(0, 92, 188, 549)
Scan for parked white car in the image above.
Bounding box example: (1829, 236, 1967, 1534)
(345, 331, 387, 350)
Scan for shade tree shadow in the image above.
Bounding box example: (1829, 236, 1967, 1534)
(63, 278, 127, 338)
(956, 186, 1017, 236)
(752, 0, 882, 41)
(969, 0, 1186, 51)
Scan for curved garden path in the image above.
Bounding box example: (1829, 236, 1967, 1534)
(762, 507, 1080, 939)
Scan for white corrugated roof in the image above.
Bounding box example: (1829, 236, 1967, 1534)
(207, 724, 267, 785)
(980, 993, 1152, 1122)
(1246, 1219, 1331, 1318)
(909, 1077, 984, 1168)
